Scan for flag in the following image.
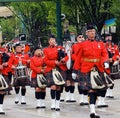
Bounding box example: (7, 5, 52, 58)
(104, 18, 116, 28)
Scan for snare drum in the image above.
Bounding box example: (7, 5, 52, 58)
(110, 64, 120, 80)
(14, 65, 28, 79)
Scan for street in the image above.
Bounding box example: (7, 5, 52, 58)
(1, 79, 120, 118)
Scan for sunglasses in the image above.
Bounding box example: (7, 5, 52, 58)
(78, 36, 83, 38)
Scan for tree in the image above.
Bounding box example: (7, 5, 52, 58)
(109, 0, 120, 42)
(1, 0, 118, 44)
(62, 0, 113, 35)
(0, 17, 17, 41)
(9, 2, 50, 46)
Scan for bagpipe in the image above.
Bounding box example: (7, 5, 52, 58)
(51, 48, 66, 86)
(50, 41, 66, 86)
(58, 48, 66, 62)
(90, 67, 114, 89)
(2, 52, 10, 63)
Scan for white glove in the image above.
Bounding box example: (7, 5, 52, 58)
(72, 73, 77, 80)
(104, 62, 109, 69)
(113, 61, 119, 66)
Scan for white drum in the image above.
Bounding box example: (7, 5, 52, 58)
(14, 65, 28, 79)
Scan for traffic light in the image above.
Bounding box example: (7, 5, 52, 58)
(19, 34, 26, 41)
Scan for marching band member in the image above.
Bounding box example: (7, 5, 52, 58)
(63, 40, 76, 103)
(43, 35, 68, 111)
(72, 33, 89, 105)
(0, 47, 8, 114)
(2, 46, 13, 95)
(72, 24, 109, 118)
(30, 47, 47, 109)
(95, 39, 109, 108)
(104, 34, 119, 98)
(65, 66, 76, 102)
(8, 43, 30, 104)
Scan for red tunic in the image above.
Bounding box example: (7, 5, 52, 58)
(43, 46, 68, 72)
(30, 56, 47, 78)
(2, 52, 13, 75)
(105, 42, 119, 61)
(73, 40, 108, 73)
(0, 48, 9, 75)
(71, 42, 81, 61)
(0, 54, 2, 73)
(8, 53, 30, 73)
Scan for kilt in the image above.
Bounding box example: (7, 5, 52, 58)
(45, 72, 54, 87)
(59, 70, 67, 81)
(13, 77, 30, 87)
(78, 72, 91, 90)
(31, 77, 47, 88)
(66, 69, 72, 81)
(0, 90, 6, 94)
(31, 78, 39, 88)
(78, 71, 106, 90)
(45, 69, 66, 87)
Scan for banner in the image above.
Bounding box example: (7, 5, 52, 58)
(104, 18, 116, 28)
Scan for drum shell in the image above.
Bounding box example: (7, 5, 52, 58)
(14, 65, 28, 79)
(110, 64, 120, 80)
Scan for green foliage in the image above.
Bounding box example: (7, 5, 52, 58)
(68, 25, 77, 34)
(45, 1, 57, 35)
(0, 17, 17, 41)
(9, 2, 50, 45)
(0, 0, 120, 43)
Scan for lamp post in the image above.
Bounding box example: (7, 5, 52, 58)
(56, 0, 62, 45)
